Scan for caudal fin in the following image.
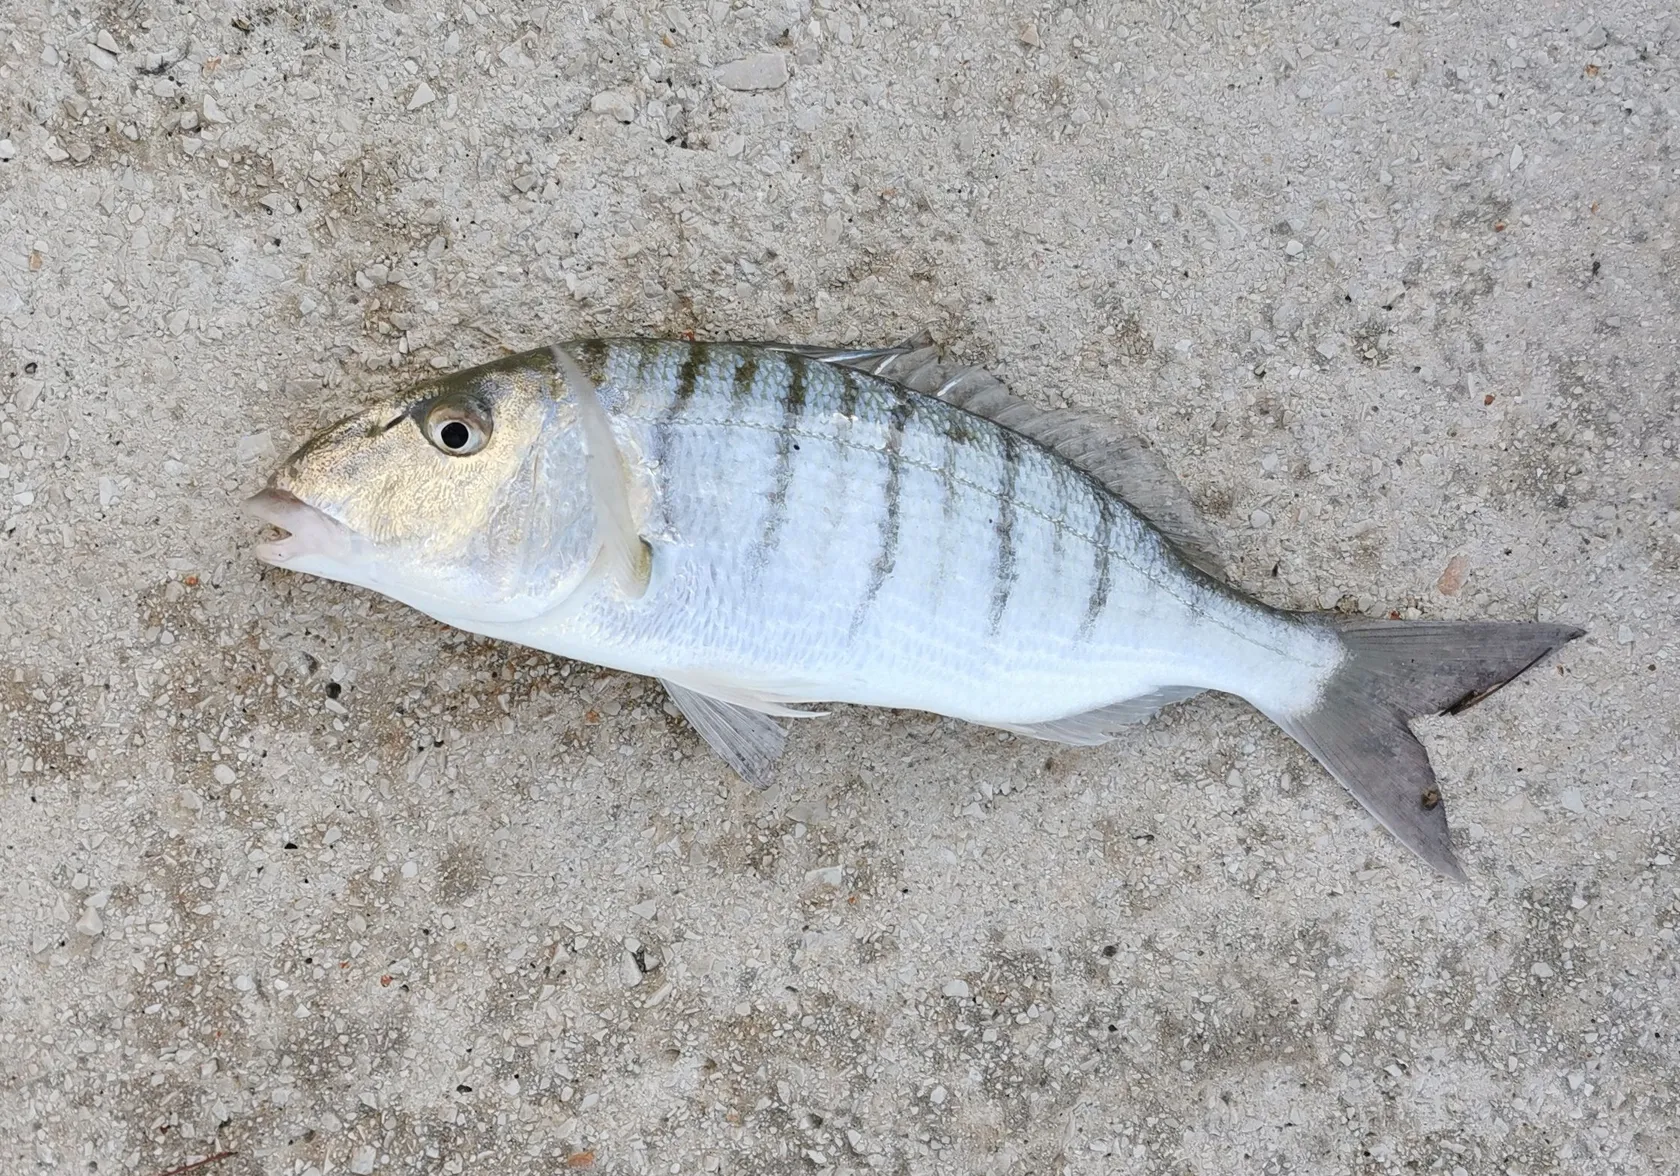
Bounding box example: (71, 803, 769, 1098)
(1267, 619, 1584, 880)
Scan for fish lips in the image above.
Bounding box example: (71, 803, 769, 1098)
(245, 487, 365, 569)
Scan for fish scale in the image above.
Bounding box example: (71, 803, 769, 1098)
(251, 336, 1584, 877)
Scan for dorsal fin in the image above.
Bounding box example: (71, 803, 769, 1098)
(774, 335, 1226, 579)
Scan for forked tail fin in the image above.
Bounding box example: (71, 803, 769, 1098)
(1265, 619, 1584, 880)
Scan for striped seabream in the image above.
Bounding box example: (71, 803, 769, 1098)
(247, 336, 1581, 879)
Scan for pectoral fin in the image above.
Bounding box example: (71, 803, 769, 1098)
(661, 679, 788, 788)
(551, 345, 652, 599)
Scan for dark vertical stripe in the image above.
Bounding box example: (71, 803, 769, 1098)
(729, 350, 760, 418)
(937, 413, 963, 525)
(988, 432, 1021, 635)
(937, 407, 974, 505)
(757, 356, 809, 561)
(837, 367, 863, 423)
(653, 341, 707, 472)
(574, 338, 610, 382)
(851, 395, 915, 634)
(925, 406, 965, 610)
(1080, 492, 1117, 638)
(671, 342, 706, 416)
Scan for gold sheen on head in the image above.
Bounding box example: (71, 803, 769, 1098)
(247, 356, 600, 625)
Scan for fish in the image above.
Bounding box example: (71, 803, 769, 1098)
(247, 336, 1583, 879)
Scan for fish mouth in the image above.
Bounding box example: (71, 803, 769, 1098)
(245, 487, 360, 566)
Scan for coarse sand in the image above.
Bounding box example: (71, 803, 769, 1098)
(2, 2, 1677, 1173)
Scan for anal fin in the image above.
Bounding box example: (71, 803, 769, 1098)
(993, 686, 1205, 746)
(661, 679, 788, 788)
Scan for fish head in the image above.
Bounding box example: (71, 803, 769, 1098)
(247, 362, 598, 625)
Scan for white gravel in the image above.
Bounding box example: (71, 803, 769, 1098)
(2, 1, 1678, 1174)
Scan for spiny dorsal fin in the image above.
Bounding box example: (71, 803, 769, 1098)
(775, 335, 1226, 579)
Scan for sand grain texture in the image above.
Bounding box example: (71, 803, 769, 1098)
(1, 2, 1677, 1173)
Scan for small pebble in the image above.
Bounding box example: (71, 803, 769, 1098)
(1284, 239, 1305, 257)
(1271, 299, 1304, 335)
(1435, 555, 1469, 596)
(942, 979, 970, 999)
(716, 53, 790, 92)
(407, 82, 437, 111)
(236, 432, 275, 463)
(805, 865, 844, 887)
(1531, 961, 1555, 978)
(590, 90, 636, 122)
(202, 95, 230, 124)
(213, 763, 236, 786)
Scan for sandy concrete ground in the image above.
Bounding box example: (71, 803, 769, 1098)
(2, 1, 1677, 1173)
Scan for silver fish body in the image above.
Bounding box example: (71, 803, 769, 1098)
(251, 337, 1582, 878)
(483, 342, 1328, 724)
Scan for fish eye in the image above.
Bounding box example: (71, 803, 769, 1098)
(423, 401, 491, 456)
